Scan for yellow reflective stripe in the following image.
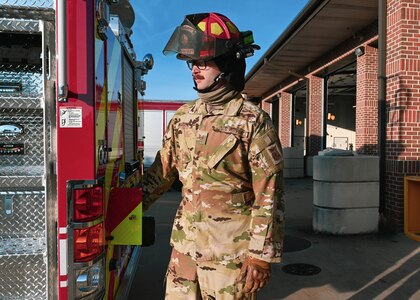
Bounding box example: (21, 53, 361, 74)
(110, 202, 143, 245)
(226, 21, 238, 34)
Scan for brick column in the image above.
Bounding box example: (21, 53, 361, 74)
(385, 0, 420, 230)
(307, 76, 323, 155)
(279, 92, 292, 147)
(356, 45, 379, 154)
(261, 100, 270, 114)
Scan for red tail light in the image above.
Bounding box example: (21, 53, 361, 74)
(74, 223, 104, 262)
(73, 186, 103, 222)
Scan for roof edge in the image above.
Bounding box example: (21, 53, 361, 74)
(245, 0, 328, 84)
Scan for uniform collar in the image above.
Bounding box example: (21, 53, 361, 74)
(190, 94, 244, 116)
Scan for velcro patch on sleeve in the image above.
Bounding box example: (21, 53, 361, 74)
(267, 143, 283, 165)
(254, 129, 283, 175)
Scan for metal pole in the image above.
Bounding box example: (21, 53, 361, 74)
(322, 76, 329, 150)
(57, 0, 68, 102)
(378, 0, 387, 214)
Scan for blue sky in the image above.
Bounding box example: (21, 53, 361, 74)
(131, 0, 309, 101)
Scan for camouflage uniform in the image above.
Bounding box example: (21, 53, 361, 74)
(166, 248, 256, 299)
(144, 93, 285, 298)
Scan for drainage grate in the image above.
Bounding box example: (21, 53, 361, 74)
(282, 263, 321, 276)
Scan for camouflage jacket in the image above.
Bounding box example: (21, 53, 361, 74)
(143, 94, 285, 263)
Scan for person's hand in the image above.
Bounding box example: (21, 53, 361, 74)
(236, 256, 271, 293)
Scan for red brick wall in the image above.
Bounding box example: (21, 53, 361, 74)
(308, 76, 323, 155)
(280, 92, 292, 147)
(356, 45, 379, 154)
(261, 100, 270, 114)
(385, 0, 420, 230)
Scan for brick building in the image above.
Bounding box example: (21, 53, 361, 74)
(244, 0, 420, 232)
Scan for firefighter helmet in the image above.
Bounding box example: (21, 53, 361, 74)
(163, 12, 258, 61)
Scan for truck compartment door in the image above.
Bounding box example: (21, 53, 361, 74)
(106, 188, 143, 245)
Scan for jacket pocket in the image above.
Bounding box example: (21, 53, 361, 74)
(207, 134, 237, 169)
(231, 190, 254, 205)
(228, 190, 254, 215)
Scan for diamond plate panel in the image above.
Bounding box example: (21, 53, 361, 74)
(0, 109, 44, 166)
(0, 97, 41, 109)
(0, 0, 53, 9)
(0, 175, 43, 188)
(0, 252, 46, 300)
(0, 189, 46, 298)
(0, 165, 44, 176)
(0, 190, 45, 238)
(0, 18, 39, 32)
(0, 237, 45, 255)
(0, 65, 43, 99)
(0, 11, 49, 299)
(0, 8, 54, 22)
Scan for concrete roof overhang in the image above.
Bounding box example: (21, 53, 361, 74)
(244, 0, 379, 100)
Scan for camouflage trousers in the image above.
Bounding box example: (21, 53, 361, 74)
(165, 248, 257, 300)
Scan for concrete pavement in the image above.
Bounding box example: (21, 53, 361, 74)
(128, 178, 420, 299)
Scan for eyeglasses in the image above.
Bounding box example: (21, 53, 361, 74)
(186, 60, 208, 70)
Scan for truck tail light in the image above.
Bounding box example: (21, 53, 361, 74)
(67, 180, 106, 299)
(73, 186, 103, 222)
(74, 223, 104, 262)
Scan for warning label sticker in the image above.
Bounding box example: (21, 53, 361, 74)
(60, 107, 82, 128)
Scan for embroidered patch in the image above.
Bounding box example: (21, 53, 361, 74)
(268, 144, 283, 164)
(258, 143, 283, 175)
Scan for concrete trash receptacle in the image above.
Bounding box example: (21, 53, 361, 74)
(283, 147, 304, 178)
(313, 149, 380, 234)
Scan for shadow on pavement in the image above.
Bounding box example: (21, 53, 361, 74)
(128, 179, 420, 300)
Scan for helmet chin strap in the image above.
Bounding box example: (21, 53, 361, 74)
(193, 72, 225, 93)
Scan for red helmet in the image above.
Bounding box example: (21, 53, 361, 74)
(163, 13, 256, 61)
(195, 13, 240, 40)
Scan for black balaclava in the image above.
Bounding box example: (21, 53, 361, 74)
(193, 54, 246, 93)
(213, 54, 246, 92)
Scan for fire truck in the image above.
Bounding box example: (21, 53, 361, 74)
(0, 0, 154, 299)
(138, 100, 189, 169)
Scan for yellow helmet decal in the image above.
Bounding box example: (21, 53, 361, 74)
(210, 23, 223, 36)
(197, 21, 206, 32)
(198, 20, 224, 36)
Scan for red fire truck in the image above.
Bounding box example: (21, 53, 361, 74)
(0, 0, 154, 299)
(138, 100, 189, 169)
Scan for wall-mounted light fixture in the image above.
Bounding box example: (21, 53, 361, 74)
(327, 113, 336, 121)
(354, 46, 365, 57)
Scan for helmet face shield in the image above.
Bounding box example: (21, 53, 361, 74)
(163, 14, 240, 60)
(163, 22, 213, 60)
